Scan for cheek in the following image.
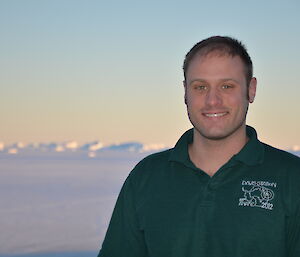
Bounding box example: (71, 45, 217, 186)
(188, 98, 204, 111)
(186, 92, 198, 106)
(234, 98, 249, 116)
(227, 92, 248, 106)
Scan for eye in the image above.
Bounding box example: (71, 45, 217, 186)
(222, 84, 233, 89)
(194, 84, 207, 90)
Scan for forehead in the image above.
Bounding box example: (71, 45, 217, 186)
(192, 50, 243, 66)
(186, 52, 247, 82)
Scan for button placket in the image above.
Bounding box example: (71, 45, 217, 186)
(200, 181, 216, 206)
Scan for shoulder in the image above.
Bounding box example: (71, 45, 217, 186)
(262, 143, 300, 209)
(262, 143, 300, 184)
(129, 148, 173, 180)
(123, 149, 174, 201)
(263, 143, 300, 169)
(124, 148, 172, 179)
(135, 148, 172, 169)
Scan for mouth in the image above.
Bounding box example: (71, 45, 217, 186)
(203, 112, 228, 118)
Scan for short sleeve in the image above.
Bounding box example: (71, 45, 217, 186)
(98, 175, 148, 257)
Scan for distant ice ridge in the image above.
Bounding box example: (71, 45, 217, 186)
(2, 140, 300, 157)
(0, 140, 168, 156)
(101, 142, 166, 153)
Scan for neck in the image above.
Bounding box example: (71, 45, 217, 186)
(188, 125, 248, 177)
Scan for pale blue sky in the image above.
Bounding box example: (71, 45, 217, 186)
(1, 0, 300, 148)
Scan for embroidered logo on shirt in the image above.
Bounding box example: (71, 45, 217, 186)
(238, 180, 276, 210)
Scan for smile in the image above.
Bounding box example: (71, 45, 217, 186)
(204, 112, 228, 118)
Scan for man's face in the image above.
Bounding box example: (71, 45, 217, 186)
(184, 52, 256, 141)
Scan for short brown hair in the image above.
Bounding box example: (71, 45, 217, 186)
(183, 36, 253, 86)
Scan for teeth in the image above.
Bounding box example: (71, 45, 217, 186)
(205, 112, 227, 117)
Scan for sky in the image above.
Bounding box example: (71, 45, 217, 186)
(1, 0, 300, 149)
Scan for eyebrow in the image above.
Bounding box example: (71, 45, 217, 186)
(188, 78, 240, 85)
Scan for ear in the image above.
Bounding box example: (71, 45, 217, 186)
(248, 77, 257, 103)
(183, 80, 187, 105)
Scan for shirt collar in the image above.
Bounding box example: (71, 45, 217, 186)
(169, 125, 264, 167)
(233, 125, 265, 166)
(168, 128, 193, 168)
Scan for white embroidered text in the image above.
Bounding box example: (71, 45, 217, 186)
(238, 180, 276, 211)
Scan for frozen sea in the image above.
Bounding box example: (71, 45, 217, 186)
(0, 150, 150, 257)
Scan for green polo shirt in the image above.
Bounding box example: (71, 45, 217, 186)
(98, 126, 300, 257)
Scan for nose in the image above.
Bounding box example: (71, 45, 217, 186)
(205, 88, 222, 107)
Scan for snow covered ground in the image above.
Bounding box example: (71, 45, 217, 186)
(0, 150, 149, 257)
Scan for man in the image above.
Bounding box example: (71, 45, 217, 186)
(98, 36, 300, 257)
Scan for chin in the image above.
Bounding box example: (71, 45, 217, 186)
(199, 131, 231, 141)
(194, 123, 246, 141)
